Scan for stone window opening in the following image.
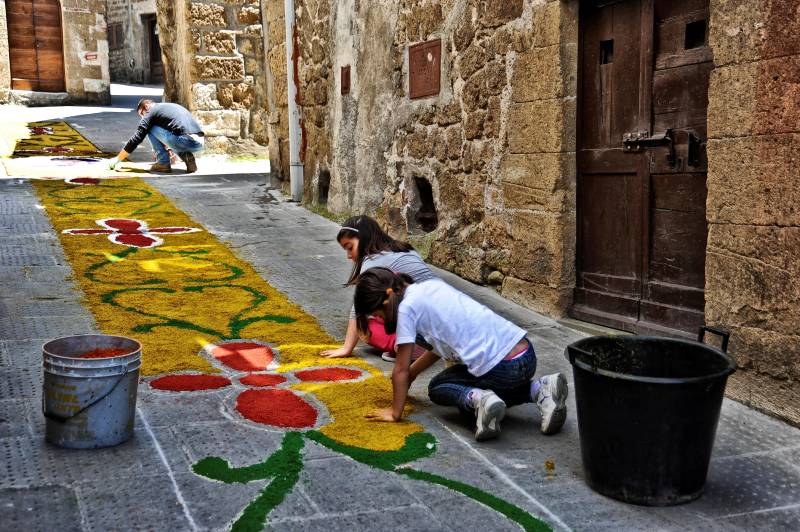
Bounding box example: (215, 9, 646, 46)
(317, 170, 331, 205)
(410, 177, 438, 233)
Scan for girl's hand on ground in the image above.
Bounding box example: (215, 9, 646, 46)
(320, 347, 351, 358)
(365, 408, 398, 422)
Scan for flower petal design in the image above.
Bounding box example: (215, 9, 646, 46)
(150, 227, 201, 235)
(111, 233, 162, 248)
(211, 341, 274, 372)
(295, 368, 363, 382)
(236, 389, 317, 428)
(240, 374, 287, 387)
(103, 218, 146, 233)
(67, 177, 101, 185)
(63, 228, 113, 235)
(150, 374, 232, 391)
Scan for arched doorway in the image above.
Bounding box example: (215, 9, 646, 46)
(6, 0, 66, 92)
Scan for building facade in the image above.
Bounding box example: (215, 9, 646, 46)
(107, 0, 163, 85)
(0, 0, 110, 104)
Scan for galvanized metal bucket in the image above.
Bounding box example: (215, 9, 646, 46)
(42, 334, 142, 449)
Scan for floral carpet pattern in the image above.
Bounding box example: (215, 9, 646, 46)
(12, 120, 105, 157)
(33, 172, 551, 531)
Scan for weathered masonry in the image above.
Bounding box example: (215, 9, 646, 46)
(107, 0, 163, 85)
(0, 0, 110, 104)
(255, 0, 799, 425)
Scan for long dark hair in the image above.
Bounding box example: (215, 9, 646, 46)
(338, 215, 413, 286)
(353, 267, 414, 335)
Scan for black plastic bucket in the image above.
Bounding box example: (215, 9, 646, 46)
(566, 326, 736, 506)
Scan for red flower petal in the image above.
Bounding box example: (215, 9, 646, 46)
(211, 342, 274, 372)
(295, 368, 362, 382)
(69, 177, 101, 185)
(150, 227, 196, 234)
(65, 229, 113, 235)
(104, 218, 145, 233)
(112, 233, 161, 248)
(240, 374, 287, 387)
(236, 388, 317, 428)
(150, 374, 231, 391)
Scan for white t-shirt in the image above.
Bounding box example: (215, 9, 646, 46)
(395, 280, 527, 376)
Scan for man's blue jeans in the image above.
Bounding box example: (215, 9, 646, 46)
(148, 126, 204, 165)
(428, 339, 537, 417)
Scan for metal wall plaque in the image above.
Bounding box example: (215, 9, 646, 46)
(341, 65, 350, 95)
(409, 39, 441, 99)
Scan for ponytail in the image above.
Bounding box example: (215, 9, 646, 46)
(353, 267, 414, 335)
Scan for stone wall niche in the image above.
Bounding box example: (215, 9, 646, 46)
(409, 176, 438, 234)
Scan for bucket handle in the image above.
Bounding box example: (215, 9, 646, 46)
(698, 326, 729, 353)
(42, 369, 129, 423)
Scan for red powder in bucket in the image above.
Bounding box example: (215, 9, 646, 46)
(78, 347, 131, 359)
(295, 368, 362, 382)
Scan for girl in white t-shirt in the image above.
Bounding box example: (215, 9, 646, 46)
(354, 267, 568, 441)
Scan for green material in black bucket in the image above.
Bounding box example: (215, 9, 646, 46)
(566, 327, 735, 506)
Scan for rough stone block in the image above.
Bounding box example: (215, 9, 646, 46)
(478, 0, 523, 29)
(709, 0, 769, 66)
(196, 110, 242, 137)
(708, 62, 757, 138)
(531, 1, 563, 48)
(507, 99, 574, 153)
(194, 56, 245, 80)
(244, 24, 262, 38)
(705, 224, 800, 343)
(203, 31, 237, 55)
(499, 152, 575, 195)
(706, 134, 800, 226)
(191, 83, 222, 110)
(753, 55, 800, 136)
(508, 211, 575, 286)
(191, 2, 227, 27)
(513, 45, 562, 102)
(501, 276, 572, 318)
(217, 82, 254, 109)
(238, 6, 261, 25)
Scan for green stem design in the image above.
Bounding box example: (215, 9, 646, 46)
(193, 432, 305, 532)
(307, 431, 551, 532)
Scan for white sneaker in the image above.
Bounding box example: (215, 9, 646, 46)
(474, 391, 506, 441)
(535, 373, 568, 435)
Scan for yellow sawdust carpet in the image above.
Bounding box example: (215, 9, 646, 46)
(12, 121, 105, 157)
(33, 177, 420, 450)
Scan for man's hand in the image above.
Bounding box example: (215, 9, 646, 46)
(320, 346, 351, 358)
(108, 157, 120, 170)
(365, 407, 398, 422)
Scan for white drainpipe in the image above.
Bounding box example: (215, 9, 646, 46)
(284, 0, 303, 202)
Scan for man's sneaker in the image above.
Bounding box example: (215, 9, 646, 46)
(475, 391, 506, 441)
(180, 152, 197, 173)
(149, 162, 172, 173)
(534, 373, 568, 435)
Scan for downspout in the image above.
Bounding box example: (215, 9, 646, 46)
(284, 0, 303, 202)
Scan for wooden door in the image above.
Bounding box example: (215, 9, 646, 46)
(144, 15, 163, 84)
(572, 0, 711, 337)
(6, 0, 65, 92)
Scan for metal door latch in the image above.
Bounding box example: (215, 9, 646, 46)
(622, 129, 675, 166)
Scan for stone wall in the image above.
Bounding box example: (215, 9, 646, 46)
(312, 0, 577, 317)
(705, 0, 800, 422)
(107, 0, 158, 84)
(158, 0, 269, 154)
(61, 0, 111, 103)
(0, 0, 110, 104)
